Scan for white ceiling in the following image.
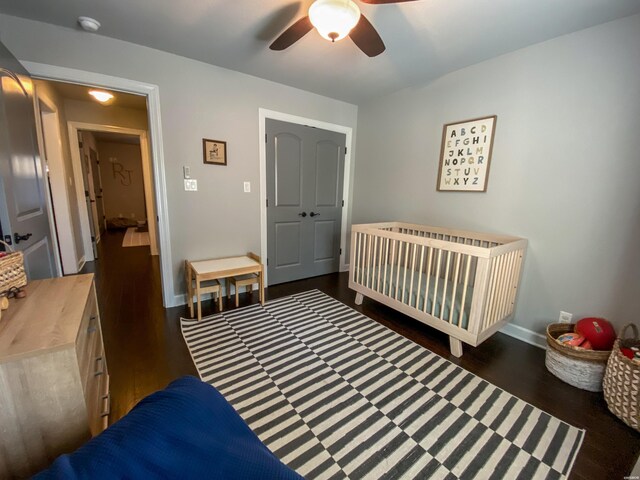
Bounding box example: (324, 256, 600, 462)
(1, 0, 639, 104)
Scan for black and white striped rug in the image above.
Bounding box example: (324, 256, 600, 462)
(181, 290, 584, 479)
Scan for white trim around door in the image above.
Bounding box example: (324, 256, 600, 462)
(258, 108, 353, 287)
(21, 61, 175, 308)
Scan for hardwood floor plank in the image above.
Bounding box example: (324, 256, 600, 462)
(83, 230, 639, 479)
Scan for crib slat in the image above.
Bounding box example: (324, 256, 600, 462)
(371, 236, 378, 291)
(366, 234, 373, 289)
(389, 239, 396, 297)
(431, 249, 443, 316)
(491, 254, 507, 326)
(500, 250, 517, 320)
(482, 257, 497, 329)
(506, 250, 525, 312)
(382, 238, 390, 295)
(353, 232, 364, 284)
(394, 241, 403, 300)
(408, 244, 417, 308)
(449, 252, 462, 324)
(497, 253, 511, 322)
(484, 255, 503, 329)
(495, 251, 511, 321)
(423, 247, 434, 313)
(496, 253, 510, 323)
(360, 232, 366, 285)
(375, 237, 382, 293)
(400, 240, 410, 303)
(440, 251, 452, 320)
(415, 245, 425, 310)
(459, 253, 472, 327)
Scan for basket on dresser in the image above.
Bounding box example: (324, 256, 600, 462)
(0, 239, 27, 295)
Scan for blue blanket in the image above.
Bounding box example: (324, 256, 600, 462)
(36, 376, 303, 480)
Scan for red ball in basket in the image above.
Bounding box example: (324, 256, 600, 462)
(575, 317, 615, 351)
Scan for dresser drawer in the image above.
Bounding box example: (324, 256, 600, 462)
(87, 355, 110, 436)
(76, 290, 99, 385)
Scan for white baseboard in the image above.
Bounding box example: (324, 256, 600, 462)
(500, 323, 546, 349)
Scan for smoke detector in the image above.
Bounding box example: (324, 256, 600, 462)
(78, 16, 101, 32)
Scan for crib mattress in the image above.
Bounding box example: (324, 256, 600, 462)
(361, 265, 473, 329)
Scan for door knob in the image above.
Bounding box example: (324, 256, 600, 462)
(298, 212, 307, 217)
(309, 212, 320, 217)
(14, 232, 32, 244)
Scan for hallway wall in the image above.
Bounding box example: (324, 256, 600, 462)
(97, 141, 146, 222)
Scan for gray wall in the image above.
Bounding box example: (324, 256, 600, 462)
(0, 14, 359, 305)
(97, 142, 147, 221)
(353, 14, 640, 335)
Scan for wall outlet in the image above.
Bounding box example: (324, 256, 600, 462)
(243, 181, 251, 193)
(184, 179, 198, 191)
(559, 311, 573, 323)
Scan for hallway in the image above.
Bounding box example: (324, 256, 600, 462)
(82, 231, 195, 422)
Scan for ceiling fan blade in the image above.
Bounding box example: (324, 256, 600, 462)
(270, 16, 313, 51)
(349, 14, 385, 57)
(359, 0, 419, 3)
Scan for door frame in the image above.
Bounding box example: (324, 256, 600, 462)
(33, 95, 67, 276)
(259, 108, 353, 286)
(22, 61, 174, 307)
(68, 123, 158, 260)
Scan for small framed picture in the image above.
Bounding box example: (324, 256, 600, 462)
(202, 138, 227, 166)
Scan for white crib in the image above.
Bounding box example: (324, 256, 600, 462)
(349, 222, 527, 357)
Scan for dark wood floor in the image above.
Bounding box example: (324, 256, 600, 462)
(84, 230, 639, 480)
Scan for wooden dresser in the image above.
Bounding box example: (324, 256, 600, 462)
(0, 274, 110, 478)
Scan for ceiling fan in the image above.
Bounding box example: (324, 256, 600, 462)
(270, 0, 417, 57)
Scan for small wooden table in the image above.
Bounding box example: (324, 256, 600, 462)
(185, 252, 264, 321)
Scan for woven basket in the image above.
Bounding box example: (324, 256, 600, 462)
(545, 323, 611, 392)
(0, 240, 27, 295)
(603, 324, 640, 431)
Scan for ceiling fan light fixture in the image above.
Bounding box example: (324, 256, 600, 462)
(309, 0, 361, 42)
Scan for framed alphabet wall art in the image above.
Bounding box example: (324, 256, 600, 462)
(203, 138, 227, 166)
(436, 115, 497, 192)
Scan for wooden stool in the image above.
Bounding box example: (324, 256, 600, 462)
(226, 252, 263, 308)
(185, 260, 223, 319)
(226, 273, 259, 307)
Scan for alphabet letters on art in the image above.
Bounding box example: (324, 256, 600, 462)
(437, 116, 497, 192)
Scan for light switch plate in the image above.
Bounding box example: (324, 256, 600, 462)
(183, 166, 191, 179)
(243, 181, 251, 193)
(184, 179, 198, 191)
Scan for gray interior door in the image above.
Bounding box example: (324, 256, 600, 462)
(0, 41, 56, 280)
(266, 119, 346, 285)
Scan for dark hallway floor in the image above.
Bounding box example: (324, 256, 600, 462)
(82, 230, 639, 480)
